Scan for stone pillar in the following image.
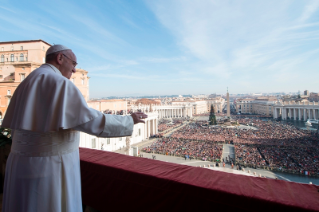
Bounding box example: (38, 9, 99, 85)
(308, 109, 311, 120)
(298, 108, 301, 120)
(147, 120, 150, 138)
(144, 120, 147, 139)
(294, 108, 297, 120)
(304, 109, 307, 121)
(288, 108, 291, 119)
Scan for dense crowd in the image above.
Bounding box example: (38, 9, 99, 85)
(235, 145, 266, 166)
(163, 117, 319, 175)
(158, 119, 184, 132)
(142, 137, 223, 161)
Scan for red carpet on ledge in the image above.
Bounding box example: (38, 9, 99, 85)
(80, 148, 319, 212)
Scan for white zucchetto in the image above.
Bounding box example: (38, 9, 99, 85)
(46, 44, 70, 56)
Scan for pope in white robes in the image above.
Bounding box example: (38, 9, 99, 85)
(1, 45, 147, 212)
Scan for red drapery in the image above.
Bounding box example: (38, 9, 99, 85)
(80, 148, 319, 212)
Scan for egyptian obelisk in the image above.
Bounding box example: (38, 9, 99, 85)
(227, 87, 230, 118)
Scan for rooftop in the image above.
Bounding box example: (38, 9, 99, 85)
(0, 39, 51, 46)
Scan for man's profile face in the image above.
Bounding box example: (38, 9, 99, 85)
(59, 50, 77, 79)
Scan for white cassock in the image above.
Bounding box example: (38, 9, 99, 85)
(1, 64, 134, 212)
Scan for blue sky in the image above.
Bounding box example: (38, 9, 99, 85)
(0, 0, 318, 98)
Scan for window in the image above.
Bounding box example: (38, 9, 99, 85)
(20, 54, 24, 62)
(25, 57, 28, 61)
(0, 75, 3, 78)
(10, 54, 14, 62)
(43, 46, 45, 51)
(11, 46, 14, 51)
(139, 129, 141, 136)
(92, 138, 96, 148)
(119, 137, 122, 141)
(81, 79, 84, 85)
(20, 46, 23, 50)
(22, 67, 25, 70)
(7, 90, 11, 95)
(0, 55, 3, 62)
(107, 138, 110, 144)
(20, 74, 25, 81)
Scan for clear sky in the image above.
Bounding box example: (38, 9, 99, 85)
(0, 0, 318, 98)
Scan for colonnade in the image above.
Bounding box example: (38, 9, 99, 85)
(273, 101, 319, 121)
(156, 107, 192, 118)
(131, 104, 193, 119)
(144, 115, 158, 138)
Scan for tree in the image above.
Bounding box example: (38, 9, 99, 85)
(209, 104, 217, 125)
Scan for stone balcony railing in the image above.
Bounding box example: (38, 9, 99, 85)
(80, 148, 319, 212)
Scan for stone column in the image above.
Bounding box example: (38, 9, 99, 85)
(288, 108, 291, 119)
(308, 109, 311, 120)
(294, 108, 297, 120)
(313, 109, 316, 119)
(147, 120, 150, 138)
(155, 118, 158, 134)
(304, 109, 307, 121)
(153, 119, 156, 135)
(145, 120, 148, 137)
(298, 108, 301, 121)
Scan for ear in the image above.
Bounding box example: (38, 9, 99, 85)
(56, 53, 63, 65)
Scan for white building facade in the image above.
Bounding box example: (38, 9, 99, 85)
(273, 101, 319, 121)
(79, 112, 158, 151)
(130, 104, 193, 119)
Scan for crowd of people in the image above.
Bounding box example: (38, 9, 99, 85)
(158, 119, 184, 132)
(149, 116, 319, 175)
(142, 137, 223, 161)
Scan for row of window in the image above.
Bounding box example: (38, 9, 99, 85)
(1, 46, 23, 51)
(0, 46, 46, 51)
(0, 54, 26, 62)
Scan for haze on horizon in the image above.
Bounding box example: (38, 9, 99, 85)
(0, 0, 318, 98)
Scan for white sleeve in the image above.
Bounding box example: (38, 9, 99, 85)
(73, 113, 134, 138)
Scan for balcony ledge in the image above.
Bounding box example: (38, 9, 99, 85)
(80, 148, 319, 212)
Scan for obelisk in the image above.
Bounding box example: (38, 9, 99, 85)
(227, 87, 230, 118)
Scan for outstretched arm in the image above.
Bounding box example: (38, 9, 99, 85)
(73, 112, 147, 138)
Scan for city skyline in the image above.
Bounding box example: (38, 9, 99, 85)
(0, 0, 319, 98)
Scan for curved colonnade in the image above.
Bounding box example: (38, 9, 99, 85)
(273, 101, 319, 121)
